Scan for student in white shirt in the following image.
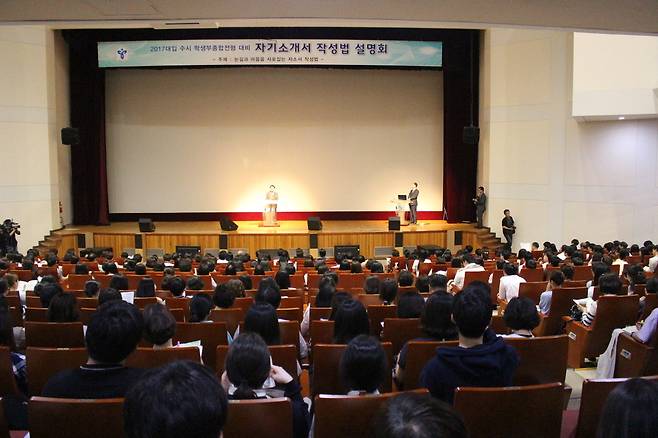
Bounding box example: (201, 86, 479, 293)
(503, 297, 539, 338)
(644, 246, 658, 273)
(577, 273, 623, 327)
(450, 254, 485, 293)
(538, 271, 566, 315)
(498, 263, 526, 302)
(612, 249, 629, 275)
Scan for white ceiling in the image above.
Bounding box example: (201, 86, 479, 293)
(0, 0, 656, 34)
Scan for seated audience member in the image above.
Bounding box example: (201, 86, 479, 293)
(98, 287, 122, 305)
(186, 275, 205, 291)
(576, 273, 623, 327)
(134, 263, 147, 276)
(560, 264, 575, 281)
(588, 262, 610, 297)
(397, 292, 424, 319)
(124, 360, 228, 438)
(103, 262, 119, 275)
(143, 304, 176, 349)
(37, 281, 63, 308)
(415, 275, 430, 293)
(42, 300, 144, 398)
(644, 245, 658, 273)
(243, 302, 281, 345)
(108, 274, 129, 291)
(538, 271, 565, 315)
(225, 278, 246, 298)
(363, 275, 381, 294)
(213, 283, 235, 309)
(503, 297, 539, 338)
(340, 335, 387, 394)
(221, 333, 310, 438)
(370, 261, 385, 273)
(238, 274, 253, 291)
(178, 258, 193, 272)
(84, 280, 101, 298)
(301, 277, 335, 336)
(379, 278, 398, 305)
(498, 263, 526, 302)
(420, 285, 518, 403)
(168, 276, 186, 297)
(429, 274, 449, 294)
(47, 292, 79, 323)
(189, 293, 213, 323)
(625, 264, 646, 295)
(0, 306, 26, 394)
(450, 254, 485, 292)
(275, 270, 292, 290)
(374, 392, 467, 438)
(351, 261, 363, 273)
(333, 299, 370, 344)
(398, 271, 414, 288)
(74, 263, 90, 275)
(135, 278, 156, 298)
(253, 263, 266, 275)
(395, 293, 458, 386)
(329, 291, 351, 320)
(597, 378, 658, 438)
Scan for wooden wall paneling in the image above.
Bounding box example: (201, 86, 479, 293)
(57, 234, 78, 255)
(143, 234, 219, 253)
(402, 231, 447, 248)
(93, 233, 136, 253)
(228, 234, 309, 256)
(317, 233, 392, 258)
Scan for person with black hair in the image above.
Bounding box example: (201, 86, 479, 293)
(379, 278, 398, 305)
(37, 282, 63, 308)
(596, 378, 658, 438)
(374, 392, 467, 438)
(185, 275, 205, 291)
(588, 262, 610, 297)
(397, 292, 424, 319)
(142, 303, 176, 349)
(124, 361, 228, 438)
(166, 276, 185, 297)
(47, 292, 79, 323)
(256, 278, 282, 308)
(415, 275, 430, 293)
(450, 254, 485, 292)
(333, 299, 369, 344)
(363, 275, 381, 294)
(213, 283, 236, 309)
(189, 293, 213, 323)
(428, 274, 449, 294)
(538, 271, 565, 315)
(577, 273, 623, 327)
(221, 333, 310, 438)
(329, 291, 351, 320)
(135, 278, 156, 298)
(395, 293, 457, 387)
(498, 263, 526, 301)
(42, 300, 145, 398)
(370, 261, 385, 273)
(339, 335, 387, 394)
(420, 285, 518, 403)
(274, 270, 291, 290)
(398, 271, 414, 288)
(503, 297, 539, 337)
(224, 278, 245, 298)
(108, 274, 129, 291)
(644, 245, 658, 273)
(244, 302, 281, 345)
(98, 287, 122, 305)
(84, 280, 101, 298)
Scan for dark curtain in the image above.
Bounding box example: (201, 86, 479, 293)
(442, 30, 480, 223)
(67, 36, 109, 225)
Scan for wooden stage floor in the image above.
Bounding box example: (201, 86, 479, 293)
(53, 220, 496, 258)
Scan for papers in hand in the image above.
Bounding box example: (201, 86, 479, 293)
(177, 339, 203, 362)
(121, 291, 135, 304)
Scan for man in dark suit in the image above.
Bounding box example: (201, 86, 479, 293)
(501, 209, 515, 249)
(473, 186, 487, 228)
(408, 182, 419, 224)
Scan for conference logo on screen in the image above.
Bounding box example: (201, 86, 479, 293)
(116, 48, 128, 62)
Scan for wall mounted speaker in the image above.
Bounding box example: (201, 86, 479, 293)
(219, 217, 238, 231)
(309, 234, 319, 249)
(61, 127, 80, 145)
(463, 126, 480, 145)
(307, 217, 322, 230)
(454, 231, 463, 245)
(388, 217, 400, 231)
(138, 218, 155, 232)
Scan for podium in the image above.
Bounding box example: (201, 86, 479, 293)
(261, 196, 279, 227)
(394, 197, 409, 226)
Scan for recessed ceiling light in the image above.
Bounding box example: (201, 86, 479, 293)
(618, 116, 625, 120)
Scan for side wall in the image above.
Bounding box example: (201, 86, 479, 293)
(479, 28, 658, 249)
(0, 26, 70, 250)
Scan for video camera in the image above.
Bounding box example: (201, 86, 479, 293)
(1, 219, 20, 233)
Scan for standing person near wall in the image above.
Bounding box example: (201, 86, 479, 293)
(473, 187, 487, 228)
(408, 183, 419, 225)
(501, 210, 515, 249)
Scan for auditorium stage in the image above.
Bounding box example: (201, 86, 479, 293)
(46, 220, 501, 258)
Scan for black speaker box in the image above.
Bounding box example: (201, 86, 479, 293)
(463, 126, 480, 145)
(219, 235, 228, 249)
(219, 217, 238, 231)
(61, 127, 80, 145)
(134, 234, 143, 249)
(388, 217, 400, 231)
(138, 218, 155, 232)
(454, 231, 463, 245)
(309, 234, 319, 249)
(307, 217, 322, 231)
(394, 232, 403, 247)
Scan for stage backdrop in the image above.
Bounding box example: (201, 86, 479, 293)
(105, 67, 443, 216)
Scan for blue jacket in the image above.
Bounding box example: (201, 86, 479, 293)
(420, 335, 519, 404)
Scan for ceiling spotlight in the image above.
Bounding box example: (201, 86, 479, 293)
(618, 116, 625, 120)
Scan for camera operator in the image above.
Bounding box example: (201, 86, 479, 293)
(1, 219, 20, 255)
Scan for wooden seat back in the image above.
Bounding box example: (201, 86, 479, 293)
(25, 307, 48, 322)
(310, 320, 335, 347)
(77, 297, 98, 309)
(313, 390, 429, 438)
(535, 287, 587, 336)
(519, 268, 543, 282)
(504, 335, 568, 385)
(490, 270, 504, 304)
(25, 322, 85, 348)
(518, 282, 548, 304)
(209, 308, 243, 334)
(588, 295, 640, 352)
(454, 382, 564, 438)
(66, 274, 91, 290)
(575, 376, 658, 438)
(381, 318, 422, 355)
(358, 294, 383, 307)
(232, 297, 254, 313)
(164, 297, 190, 320)
(642, 294, 658, 320)
(133, 297, 158, 309)
(463, 270, 491, 288)
(366, 305, 396, 337)
(223, 398, 292, 438)
(613, 332, 658, 377)
(28, 397, 124, 438)
(403, 341, 458, 390)
(312, 343, 393, 396)
(25, 347, 88, 396)
(573, 265, 594, 281)
(125, 346, 200, 368)
(277, 307, 303, 323)
(279, 321, 302, 357)
(26, 296, 43, 308)
(309, 307, 332, 321)
(173, 322, 227, 369)
(0, 347, 21, 397)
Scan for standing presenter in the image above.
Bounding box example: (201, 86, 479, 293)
(408, 182, 419, 224)
(263, 185, 279, 226)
